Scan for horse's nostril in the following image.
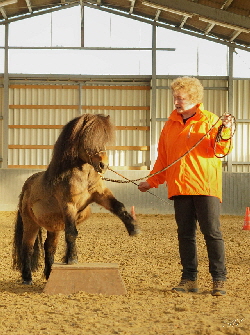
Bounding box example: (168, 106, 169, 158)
(99, 162, 105, 170)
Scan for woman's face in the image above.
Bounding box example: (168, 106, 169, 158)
(173, 91, 196, 114)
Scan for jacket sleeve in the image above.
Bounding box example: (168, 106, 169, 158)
(146, 126, 168, 188)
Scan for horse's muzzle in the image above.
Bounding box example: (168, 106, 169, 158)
(94, 162, 108, 173)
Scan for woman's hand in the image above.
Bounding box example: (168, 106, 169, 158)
(222, 113, 233, 128)
(138, 181, 151, 192)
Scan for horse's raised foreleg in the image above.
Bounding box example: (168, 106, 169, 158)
(94, 189, 140, 236)
(44, 231, 60, 279)
(109, 198, 140, 235)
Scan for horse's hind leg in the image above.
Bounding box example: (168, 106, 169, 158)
(44, 231, 60, 280)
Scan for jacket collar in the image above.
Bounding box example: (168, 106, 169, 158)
(169, 103, 205, 123)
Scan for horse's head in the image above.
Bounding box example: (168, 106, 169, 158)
(75, 114, 114, 174)
(82, 149, 109, 174)
(49, 114, 113, 176)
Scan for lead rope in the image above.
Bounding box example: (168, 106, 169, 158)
(101, 114, 236, 203)
(214, 117, 236, 158)
(105, 168, 172, 205)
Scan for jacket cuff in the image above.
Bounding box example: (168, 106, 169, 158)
(147, 178, 158, 188)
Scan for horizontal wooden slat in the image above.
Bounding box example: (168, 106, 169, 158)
(9, 105, 150, 110)
(8, 165, 48, 169)
(9, 84, 150, 90)
(9, 125, 150, 130)
(8, 165, 149, 170)
(8, 145, 149, 151)
(107, 146, 149, 151)
(115, 126, 150, 130)
(9, 125, 63, 129)
(9, 145, 53, 149)
(10, 85, 77, 90)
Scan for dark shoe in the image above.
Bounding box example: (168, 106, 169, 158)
(172, 279, 198, 293)
(212, 281, 226, 296)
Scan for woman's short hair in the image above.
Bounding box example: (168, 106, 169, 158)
(171, 77, 204, 103)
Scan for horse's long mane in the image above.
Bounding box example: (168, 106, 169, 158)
(45, 113, 114, 180)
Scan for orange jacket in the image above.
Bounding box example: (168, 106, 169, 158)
(147, 104, 232, 202)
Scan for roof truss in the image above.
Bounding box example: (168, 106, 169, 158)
(0, 0, 250, 51)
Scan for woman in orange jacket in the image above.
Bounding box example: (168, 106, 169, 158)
(138, 76, 234, 296)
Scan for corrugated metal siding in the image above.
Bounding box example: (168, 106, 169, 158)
(232, 80, 250, 172)
(80, 86, 150, 168)
(154, 78, 249, 172)
(8, 83, 79, 167)
(4, 77, 250, 171)
(0, 84, 2, 166)
(8, 83, 150, 169)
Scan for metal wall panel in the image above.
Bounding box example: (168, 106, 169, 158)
(80, 86, 150, 168)
(7, 83, 150, 169)
(153, 78, 248, 172)
(3, 77, 250, 171)
(1, 77, 250, 215)
(1, 168, 249, 215)
(231, 80, 250, 172)
(9, 84, 79, 167)
(0, 85, 3, 164)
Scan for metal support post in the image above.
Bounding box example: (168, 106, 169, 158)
(150, 24, 157, 169)
(2, 23, 9, 169)
(227, 46, 234, 172)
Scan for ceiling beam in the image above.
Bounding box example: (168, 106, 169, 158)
(81, 1, 250, 52)
(204, 22, 215, 35)
(25, 0, 33, 13)
(129, 0, 136, 14)
(142, 0, 250, 30)
(221, 0, 234, 10)
(179, 15, 189, 28)
(0, 0, 17, 6)
(0, 6, 7, 19)
(199, 16, 249, 33)
(229, 30, 242, 42)
(154, 9, 161, 21)
(0, 2, 76, 24)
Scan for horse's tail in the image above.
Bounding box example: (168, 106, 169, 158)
(12, 210, 43, 272)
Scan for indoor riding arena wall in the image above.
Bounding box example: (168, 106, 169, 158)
(1, 169, 249, 216)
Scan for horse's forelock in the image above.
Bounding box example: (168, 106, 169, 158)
(78, 114, 114, 153)
(47, 114, 114, 178)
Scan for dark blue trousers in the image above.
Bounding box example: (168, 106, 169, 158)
(173, 195, 227, 281)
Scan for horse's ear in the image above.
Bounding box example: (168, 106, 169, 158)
(106, 115, 110, 120)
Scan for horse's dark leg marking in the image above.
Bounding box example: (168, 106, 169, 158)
(20, 225, 41, 285)
(64, 216, 79, 264)
(109, 198, 140, 236)
(21, 244, 34, 285)
(44, 231, 60, 279)
(93, 189, 140, 236)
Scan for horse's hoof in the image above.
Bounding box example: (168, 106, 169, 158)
(67, 259, 78, 265)
(129, 226, 141, 236)
(22, 280, 33, 285)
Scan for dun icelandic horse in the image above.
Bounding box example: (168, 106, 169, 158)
(12, 114, 140, 284)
